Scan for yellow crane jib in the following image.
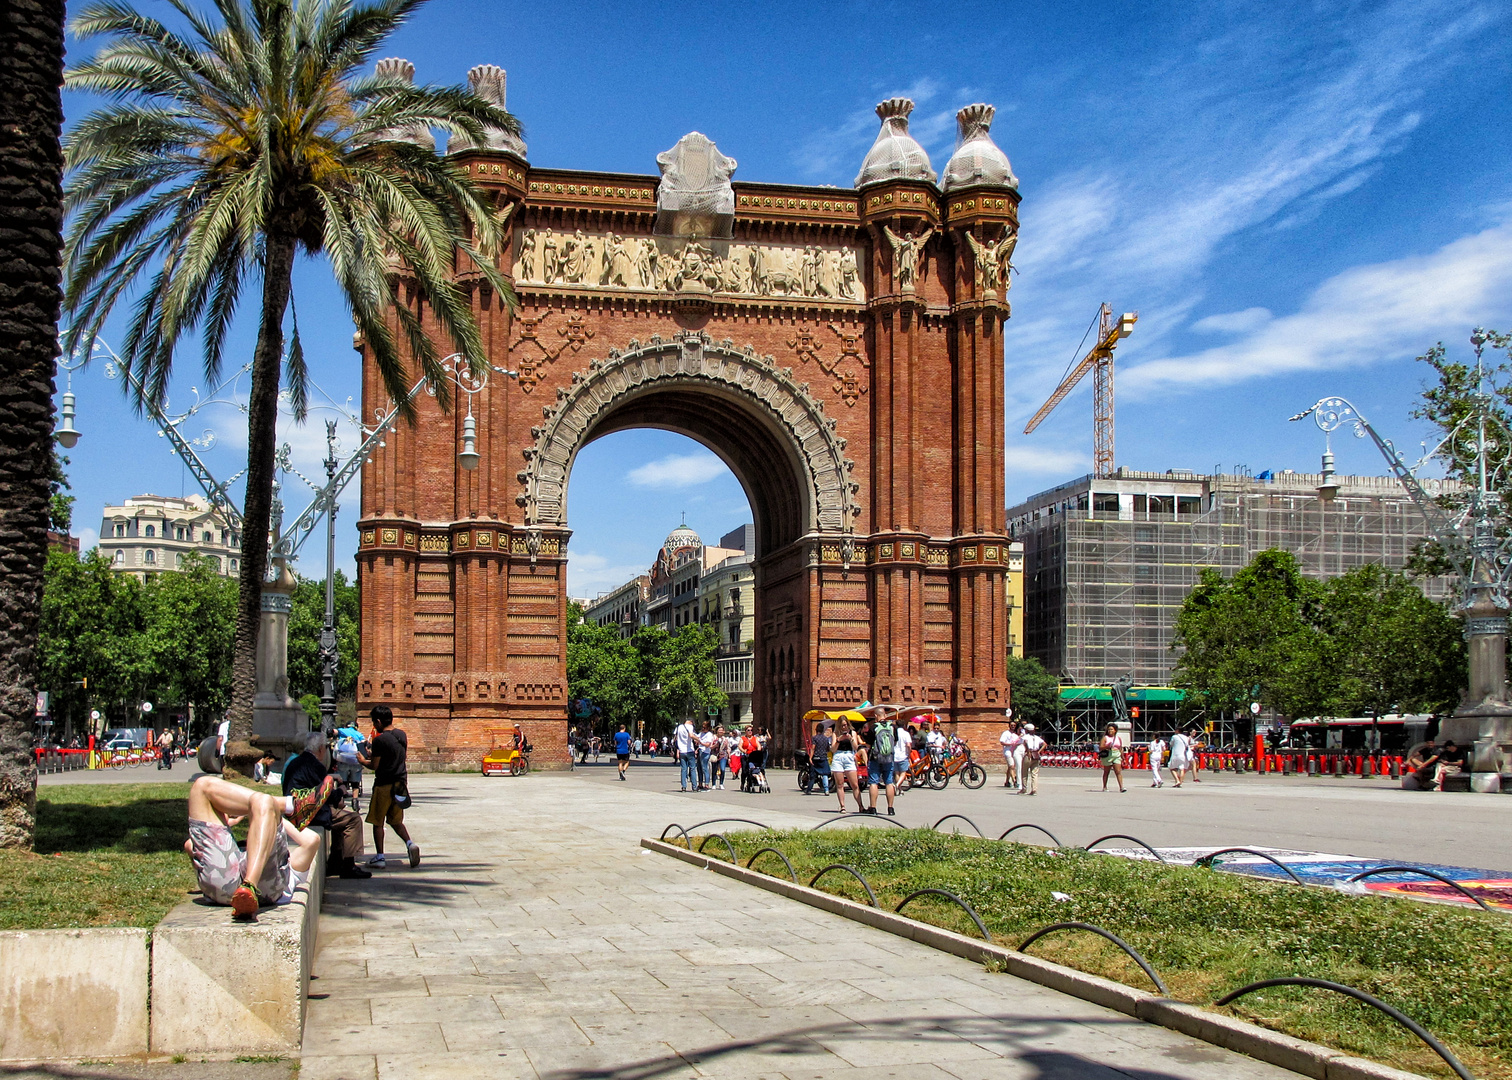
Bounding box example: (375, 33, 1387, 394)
(1023, 305, 1136, 478)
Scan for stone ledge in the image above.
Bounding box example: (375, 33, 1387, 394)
(0, 928, 148, 1062)
(641, 838, 1435, 1080)
(150, 837, 324, 1054)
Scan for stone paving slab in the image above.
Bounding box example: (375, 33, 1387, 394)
(301, 773, 1305, 1079)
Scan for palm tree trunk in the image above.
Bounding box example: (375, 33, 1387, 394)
(0, 0, 65, 849)
(223, 229, 297, 777)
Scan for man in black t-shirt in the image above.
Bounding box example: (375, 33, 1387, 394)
(358, 706, 420, 869)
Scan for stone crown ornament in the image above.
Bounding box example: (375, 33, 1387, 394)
(942, 103, 1017, 192)
(371, 58, 434, 150)
(447, 64, 527, 160)
(655, 132, 738, 239)
(854, 98, 937, 189)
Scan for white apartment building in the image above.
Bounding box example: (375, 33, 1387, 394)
(99, 494, 241, 579)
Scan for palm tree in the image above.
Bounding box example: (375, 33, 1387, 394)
(63, 0, 518, 775)
(0, 0, 67, 849)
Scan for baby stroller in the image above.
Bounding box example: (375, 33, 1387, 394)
(740, 749, 769, 793)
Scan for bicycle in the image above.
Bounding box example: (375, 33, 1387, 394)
(929, 741, 987, 789)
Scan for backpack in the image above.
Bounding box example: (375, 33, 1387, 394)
(873, 722, 894, 757)
(335, 735, 360, 764)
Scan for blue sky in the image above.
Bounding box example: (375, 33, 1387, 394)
(58, 0, 1512, 599)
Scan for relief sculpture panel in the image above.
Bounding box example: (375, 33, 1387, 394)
(513, 229, 865, 303)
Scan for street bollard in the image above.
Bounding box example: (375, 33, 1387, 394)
(1362, 757, 1374, 777)
(1390, 758, 1401, 780)
(1307, 757, 1319, 776)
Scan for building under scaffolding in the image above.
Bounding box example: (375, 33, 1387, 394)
(1009, 468, 1459, 712)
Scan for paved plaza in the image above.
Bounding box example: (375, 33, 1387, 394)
(304, 770, 1334, 1080)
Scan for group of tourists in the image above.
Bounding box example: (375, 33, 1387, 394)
(184, 705, 421, 921)
(807, 714, 914, 814)
(667, 719, 770, 792)
(1090, 725, 1207, 793)
(997, 720, 1047, 794)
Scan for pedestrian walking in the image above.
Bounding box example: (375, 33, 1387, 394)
(1148, 734, 1167, 788)
(1021, 724, 1045, 795)
(358, 705, 420, 869)
(675, 717, 698, 791)
(333, 725, 366, 812)
(865, 718, 898, 815)
(614, 724, 632, 780)
(156, 727, 176, 770)
(809, 723, 833, 794)
(1099, 723, 1127, 792)
(831, 721, 862, 813)
(891, 715, 912, 794)
(1168, 728, 1193, 787)
(697, 721, 716, 790)
(999, 719, 1021, 788)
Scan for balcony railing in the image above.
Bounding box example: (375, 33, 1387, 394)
(715, 643, 751, 659)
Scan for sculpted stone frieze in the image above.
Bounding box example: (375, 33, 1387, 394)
(512, 229, 865, 303)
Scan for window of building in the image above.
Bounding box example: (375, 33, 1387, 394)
(174, 526, 184, 541)
(144, 549, 156, 565)
(204, 531, 213, 543)
(231, 559, 238, 572)
(1177, 496, 1201, 515)
(1092, 493, 1119, 513)
(113, 523, 126, 537)
(113, 549, 124, 564)
(176, 552, 184, 568)
(1149, 495, 1174, 515)
(144, 524, 155, 538)
(1133, 494, 1147, 513)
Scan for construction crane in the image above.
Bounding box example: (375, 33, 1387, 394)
(1023, 304, 1137, 478)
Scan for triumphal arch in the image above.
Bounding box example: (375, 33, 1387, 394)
(357, 65, 1021, 769)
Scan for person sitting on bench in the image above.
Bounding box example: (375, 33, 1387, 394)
(185, 774, 335, 918)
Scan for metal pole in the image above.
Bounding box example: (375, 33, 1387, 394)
(317, 420, 339, 737)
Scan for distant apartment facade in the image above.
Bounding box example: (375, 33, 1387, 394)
(583, 576, 649, 636)
(100, 494, 241, 580)
(1008, 469, 1458, 686)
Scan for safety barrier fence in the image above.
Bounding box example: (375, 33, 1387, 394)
(656, 815, 1484, 1079)
(33, 747, 90, 773)
(1036, 748, 1409, 778)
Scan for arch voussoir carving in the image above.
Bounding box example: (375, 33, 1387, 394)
(518, 331, 858, 538)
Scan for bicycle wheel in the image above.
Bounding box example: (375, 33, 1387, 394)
(960, 763, 987, 789)
(109, 754, 125, 771)
(798, 767, 814, 794)
(897, 770, 913, 793)
(510, 757, 526, 776)
(927, 765, 949, 790)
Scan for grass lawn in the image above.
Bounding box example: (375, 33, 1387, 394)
(696, 829, 1512, 1080)
(0, 779, 279, 932)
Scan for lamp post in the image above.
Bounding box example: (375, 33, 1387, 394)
(1291, 328, 1512, 791)
(318, 420, 340, 737)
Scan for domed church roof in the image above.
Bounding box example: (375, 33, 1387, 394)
(662, 523, 702, 557)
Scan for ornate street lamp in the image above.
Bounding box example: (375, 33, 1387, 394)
(1291, 328, 1512, 791)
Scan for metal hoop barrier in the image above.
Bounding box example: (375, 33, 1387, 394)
(808, 864, 880, 907)
(1345, 866, 1495, 913)
(931, 814, 986, 837)
(1083, 834, 1169, 863)
(997, 823, 1064, 846)
(810, 814, 909, 831)
(895, 888, 992, 942)
(1193, 848, 1307, 886)
(679, 818, 773, 834)
(1213, 978, 1475, 1080)
(658, 823, 692, 844)
(1017, 922, 1170, 996)
(745, 847, 798, 883)
(697, 833, 739, 862)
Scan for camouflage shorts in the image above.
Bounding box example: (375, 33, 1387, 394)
(188, 818, 289, 906)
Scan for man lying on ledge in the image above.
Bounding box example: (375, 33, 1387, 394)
(185, 773, 336, 919)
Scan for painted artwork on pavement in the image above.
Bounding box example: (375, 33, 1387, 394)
(1096, 847, 1512, 912)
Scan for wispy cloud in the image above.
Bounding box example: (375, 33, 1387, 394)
(1190, 307, 1273, 335)
(1004, 443, 1091, 477)
(1125, 216, 1512, 393)
(626, 452, 729, 489)
(566, 550, 649, 598)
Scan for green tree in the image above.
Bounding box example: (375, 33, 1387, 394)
(61, 0, 518, 774)
(1172, 550, 1324, 720)
(38, 549, 148, 734)
(140, 554, 238, 720)
(48, 451, 73, 534)
(1005, 655, 1060, 729)
(287, 570, 359, 700)
(566, 619, 645, 730)
(1312, 565, 1465, 718)
(0, 0, 67, 848)
(650, 624, 726, 729)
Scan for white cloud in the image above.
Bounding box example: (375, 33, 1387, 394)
(1124, 217, 1512, 393)
(567, 551, 650, 598)
(1004, 443, 1091, 476)
(77, 526, 99, 553)
(626, 452, 728, 489)
(1190, 307, 1273, 335)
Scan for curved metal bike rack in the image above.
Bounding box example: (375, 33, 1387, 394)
(808, 864, 880, 907)
(697, 833, 738, 862)
(1194, 848, 1307, 886)
(1345, 866, 1495, 913)
(1214, 977, 1475, 1080)
(1083, 834, 1169, 863)
(810, 814, 908, 831)
(895, 888, 992, 942)
(931, 814, 986, 837)
(658, 823, 692, 844)
(1017, 922, 1169, 996)
(997, 823, 1063, 847)
(745, 847, 798, 883)
(679, 817, 772, 834)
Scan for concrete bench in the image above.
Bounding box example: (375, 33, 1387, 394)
(0, 928, 148, 1061)
(150, 836, 325, 1055)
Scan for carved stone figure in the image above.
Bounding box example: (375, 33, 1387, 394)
(838, 249, 859, 299)
(964, 231, 1017, 295)
(603, 233, 634, 287)
(670, 241, 720, 292)
(655, 132, 738, 238)
(541, 234, 558, 284)
(560, 230, 588, 284)
(883, 225, 934, 293)
(816, 250, 837, 298)
(636, 238, 657, 288)
(514, 228, 537, 282)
